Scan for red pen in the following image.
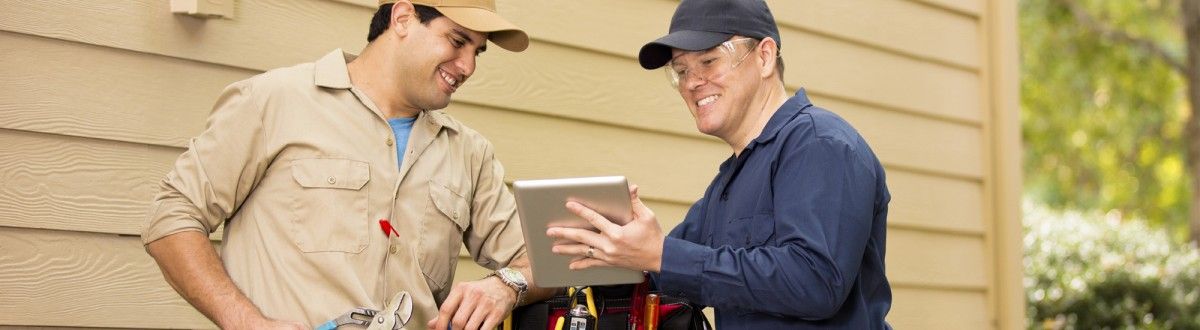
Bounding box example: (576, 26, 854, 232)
(378, 219, 399, 237)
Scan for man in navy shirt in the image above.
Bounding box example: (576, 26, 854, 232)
(546, 0, 892, 328)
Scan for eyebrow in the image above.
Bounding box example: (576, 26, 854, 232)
(452, 28, 487, 55)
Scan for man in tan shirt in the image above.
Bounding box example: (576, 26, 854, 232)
(140, 1, 554, 329)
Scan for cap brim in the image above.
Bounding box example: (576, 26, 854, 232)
(437, 7, 529, 52)
(638, 30, 732, 69)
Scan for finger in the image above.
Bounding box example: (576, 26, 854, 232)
(481, 315, 502, 330)
(452, 291, 477, 330)
(545, 226, 600, 243)
(426, 317, 437, 330)
(626, 187, 656, 221)
(568, 257, 613, 270)
(550, 243, 592, 257)
(546, 227, 606, 251)
(565, 201, 621, 234)
(481, 306, 508, 330)
(436, 286, 464, 330)
(464, 302, 488, 330)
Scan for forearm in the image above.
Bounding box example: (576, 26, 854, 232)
(146, 230, 266, 328)
(506, 254, 560, 305)
(659, 238, 851, 319)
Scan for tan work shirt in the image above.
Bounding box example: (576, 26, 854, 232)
(141, 49, 526, 327)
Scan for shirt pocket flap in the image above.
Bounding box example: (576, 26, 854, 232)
(745, 214, 776, 246)
(290, 158, 370, 190)
(430, 182, 469, 230)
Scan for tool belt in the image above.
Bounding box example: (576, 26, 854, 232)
(510, 278, 710, 330)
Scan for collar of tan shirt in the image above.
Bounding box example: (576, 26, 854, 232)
(312, 49, 461, 133)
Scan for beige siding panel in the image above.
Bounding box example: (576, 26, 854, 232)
(2, 115, 983, 241)
(886, 171, 985, 235)
(492, 0, 981, 70)
(0, 227, 986, 329)
(0, 0, 367, 74)
(910, 0, 984, 17)
(889, 287, 989, 329)
(454, 199, 694, 256)
(0, 31, 251, 148)
(887, 229, 987, 289)
(0, 0, 695, 138)
(449, 103, 724, 203)
(0, 129, 172, 236)
(462, 227, 989, 292)
(769, 0, 980, 69)
(2, 30, 983, 184)
(1, 0, 982, 137)
(0, 119, 714, 236)
(0, 227, 213, 329)
(0, 30, 983, 202)
(818, 96, 983, 179)
(785, 28, 983, 124)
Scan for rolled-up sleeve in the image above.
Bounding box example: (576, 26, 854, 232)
(658, 137, 878, 319)
(463, 140, 526, 269)
(141, 80, 270, 245)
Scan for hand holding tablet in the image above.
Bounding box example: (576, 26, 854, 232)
(514, 176, 645, 287)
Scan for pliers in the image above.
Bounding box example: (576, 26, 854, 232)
(315, 292, 414, 330)
(315, 308, 378, 330)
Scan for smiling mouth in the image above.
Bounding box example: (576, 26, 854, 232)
(697, 94, 720, 107)
(438, 68, 460, 90)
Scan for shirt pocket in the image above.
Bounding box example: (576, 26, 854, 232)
(289, 158, 370, 253)
(419, 180, 470, 293)
(720, 213, 776, 248)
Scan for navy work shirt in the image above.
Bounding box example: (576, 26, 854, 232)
(657, 89, 892, 329)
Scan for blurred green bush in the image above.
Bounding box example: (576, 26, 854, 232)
(1024, 202, 1200, 329)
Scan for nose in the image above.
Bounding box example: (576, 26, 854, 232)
(455, 53, 476, 81)
(681, 72, 706, 91)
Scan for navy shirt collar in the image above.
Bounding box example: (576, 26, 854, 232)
(747, 88, 813, 149)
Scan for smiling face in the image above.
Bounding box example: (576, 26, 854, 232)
(394, 13, 488, 111)
(670, 38, 763, 142)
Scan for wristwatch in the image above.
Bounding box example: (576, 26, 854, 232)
(491, 267, 528, 307)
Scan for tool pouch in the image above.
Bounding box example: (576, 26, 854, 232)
(510, 277, 710, 330)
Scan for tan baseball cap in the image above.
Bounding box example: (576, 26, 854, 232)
(379, 0, 529, 52)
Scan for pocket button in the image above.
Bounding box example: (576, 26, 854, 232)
(326, 176, 337, 184)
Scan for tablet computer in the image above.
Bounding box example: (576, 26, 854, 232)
(513, 176, 644, 287)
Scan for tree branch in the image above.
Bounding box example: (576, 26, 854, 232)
(1057, 0, 1187, 73)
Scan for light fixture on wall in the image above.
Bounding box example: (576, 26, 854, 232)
(170, 0, 235, 19)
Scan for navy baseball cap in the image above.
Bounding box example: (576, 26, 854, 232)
(638, 0, 781, 69)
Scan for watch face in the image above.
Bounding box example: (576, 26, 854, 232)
(500, 268, 525, 283)
(497, 268, 527, 291)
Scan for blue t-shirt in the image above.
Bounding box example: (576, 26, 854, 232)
(387, 117, 416, 169)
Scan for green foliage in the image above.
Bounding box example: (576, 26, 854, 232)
(1024, 202, 1200, 329)
(1020, 0, 1192, 241)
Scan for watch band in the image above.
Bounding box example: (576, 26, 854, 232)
(492, 267, 528, 307)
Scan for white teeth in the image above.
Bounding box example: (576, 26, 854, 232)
(439, 70, 457, 87)
(697, 95, 719, 107)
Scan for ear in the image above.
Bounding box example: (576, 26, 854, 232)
(756, 37, 780, 80)
(389, 0, 417, 38)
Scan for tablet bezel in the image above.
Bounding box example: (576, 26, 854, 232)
(513, 176, 645, 287)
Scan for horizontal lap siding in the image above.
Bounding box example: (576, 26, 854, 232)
(0, 0, 1008, 329)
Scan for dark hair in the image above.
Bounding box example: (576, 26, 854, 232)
(367, 4, 444, 42)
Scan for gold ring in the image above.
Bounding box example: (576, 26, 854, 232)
(586, 248, 595, 258)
